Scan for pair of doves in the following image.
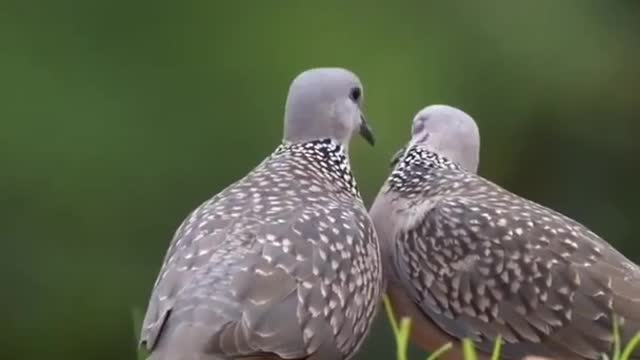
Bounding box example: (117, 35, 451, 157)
(139, 68, 640, 360)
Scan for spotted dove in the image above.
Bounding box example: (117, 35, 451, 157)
(370, 105, 640, 359)
(140, 68, 383, 360)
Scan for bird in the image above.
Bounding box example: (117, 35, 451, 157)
(369, 105, 640, 360)
(139, 68, 383, 360)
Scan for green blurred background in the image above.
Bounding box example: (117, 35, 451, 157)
(1, 0, 639, 359)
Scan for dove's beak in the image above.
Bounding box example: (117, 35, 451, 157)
(359, 114, 375, 146)
(390, 145, 406, 167)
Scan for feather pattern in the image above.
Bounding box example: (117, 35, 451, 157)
(141, 139, 382, 360)
(372, 145, 640, 360)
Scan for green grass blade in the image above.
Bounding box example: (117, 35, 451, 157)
(620, 331, 640, 360)
(383, 295, 400, 337)
(425, 342, 453, 360)
(490, 335, 503, 360)
(462, 338, 478, 360)
(397, 317, 412, 360)
(383, 295, 412, 360)
(613, 315, 622, 360)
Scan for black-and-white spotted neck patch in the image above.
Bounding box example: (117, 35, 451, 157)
(275, 138, 360, 196)
(388, 145, 462, 194)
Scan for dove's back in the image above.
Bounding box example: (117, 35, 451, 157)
(141, 140, 382, 360)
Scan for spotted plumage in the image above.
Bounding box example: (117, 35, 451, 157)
(370, 105, 640, 360)
(140, 68, 382, 360)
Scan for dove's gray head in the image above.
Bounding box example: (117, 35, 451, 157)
(283, 68, 374, 147)
(409, 105, 480, 172)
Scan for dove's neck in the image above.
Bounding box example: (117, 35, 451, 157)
(275, 138, 360, 196)
(397, 145, 462, 171)
(386, 145, 464, 194)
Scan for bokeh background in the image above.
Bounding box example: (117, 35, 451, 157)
(2, 0, 639, 359)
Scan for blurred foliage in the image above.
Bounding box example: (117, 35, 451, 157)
(1, 0, 639, 359)
(386, 310, 640, 360)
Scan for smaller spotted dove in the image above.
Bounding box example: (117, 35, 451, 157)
(370, 105, 640, 360)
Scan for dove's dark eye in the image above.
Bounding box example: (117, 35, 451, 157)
(349, 87, 361, 102)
